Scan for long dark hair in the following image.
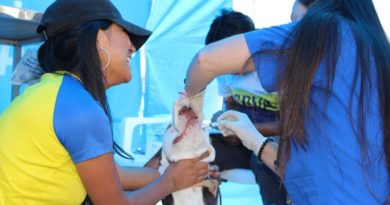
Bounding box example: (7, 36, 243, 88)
(206, 9, 255, 45)
(269, 0, 390, 177)
(38, 20, 133, 159)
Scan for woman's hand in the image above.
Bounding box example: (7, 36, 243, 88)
(162, 151, 209, 191)
(217, 110, 265, 154)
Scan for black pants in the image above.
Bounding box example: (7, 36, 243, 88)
(211, 134, 287, 205)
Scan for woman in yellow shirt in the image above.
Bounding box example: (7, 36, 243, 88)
(0, 0, 210, 204)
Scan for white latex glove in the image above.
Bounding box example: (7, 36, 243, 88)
(173, 90, 205, 129)
(217, 110, 265, 154)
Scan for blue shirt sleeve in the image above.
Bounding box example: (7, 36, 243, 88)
(244, 22, 296, 92)
(54, 75, 113, 163)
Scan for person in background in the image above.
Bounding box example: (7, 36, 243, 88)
(182, 0, 390, 204)
(0, 0, 210, 204)
(206, 9, 287, 205)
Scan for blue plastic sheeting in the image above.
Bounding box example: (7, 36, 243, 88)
(143, 0, 231, 117)
(0, 0, 228, 119)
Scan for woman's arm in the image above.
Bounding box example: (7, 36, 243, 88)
(116, 165, 160, 191)
(76, 153, 136, 205)
(185, 34, 255, 95)
(76, 152, 209, 205)
(259, 141, 279, 174)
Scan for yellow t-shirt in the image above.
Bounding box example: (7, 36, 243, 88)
(0, 73, 113, 204)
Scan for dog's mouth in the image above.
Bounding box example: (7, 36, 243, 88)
(173, 107, 199, 144)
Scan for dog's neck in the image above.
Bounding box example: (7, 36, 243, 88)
(159, 107, 216, 205)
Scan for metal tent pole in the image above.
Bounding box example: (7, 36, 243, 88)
(11, 44, 21, 100)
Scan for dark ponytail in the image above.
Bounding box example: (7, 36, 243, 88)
(274, 0, 390, 181)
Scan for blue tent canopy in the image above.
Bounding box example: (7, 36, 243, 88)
(0, 0, 228, 135)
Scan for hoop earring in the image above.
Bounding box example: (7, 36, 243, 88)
(98, 46, 111, 72)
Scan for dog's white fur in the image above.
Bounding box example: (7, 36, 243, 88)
(159, 110, 215, 205)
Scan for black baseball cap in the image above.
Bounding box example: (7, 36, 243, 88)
(37, 0, 152, 50)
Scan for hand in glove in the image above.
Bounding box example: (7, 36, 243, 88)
(173, 90, 205, 130)
(217, 110, 266, 154)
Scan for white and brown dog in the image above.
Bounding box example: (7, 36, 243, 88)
(158, 104, 217, 205)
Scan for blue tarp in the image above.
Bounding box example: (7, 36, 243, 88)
(143, 0, 230, 118)
(0, 0, 228, 132)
